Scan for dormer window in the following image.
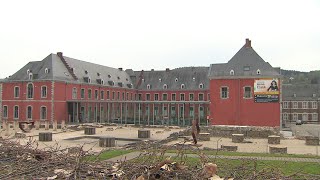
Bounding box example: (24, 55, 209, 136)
(192, 77, 195, 81)
(163, 84, 168, 89)
(28, 73, 33, 80)
(181, 84, 185, 89)
(142, 78, 145, 82)
(117, 76, 120, 80)
(293, 93, 296, 97)
(199, 83, 204, 89)
(257, 69, 261, 75)
(147, 84, 151, 89)
(85, 70, 88, 74)
(45, 68, 49, 74)
(159, 78, 162, 82)
(27, 69, 30, 75)
(97, 72, 100, 76)
(175, 78, 178, 82)
(126, 78, 128, 81)
(108, 81, 115, 86)
(230, 70, 234, 76)
(101, 79, 104, 85)
(88, 77, 91, 83)
(108, 75, 111, 78)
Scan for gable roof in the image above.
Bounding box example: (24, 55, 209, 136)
(208, 39, 281, 79)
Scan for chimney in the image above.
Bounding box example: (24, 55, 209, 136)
(118, 68, 123, 71)
(245, 38, 251, 48)
(151, 69, 154, 71)
(166, 68, 170, 72)
(57, 52, 63, 57)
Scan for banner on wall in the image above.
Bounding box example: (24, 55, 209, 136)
(254, 78, 279, 103)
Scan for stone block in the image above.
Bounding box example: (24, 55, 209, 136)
(305, 136, 319, 146)
(232, 134, 244, 143)
(268, 135, 280, 144)
(39, 132, 52, 141)
(84, 127, 96, 135)
(269, 146, 287, 154)
(221, 145, 238, 152)
(198, 133, 211, 141)
(99, 137, 115, 147)
(138, 129, 150, 138)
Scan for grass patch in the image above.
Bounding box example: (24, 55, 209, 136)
(86, 149, 134, 161)
(166, 149, 320, 159)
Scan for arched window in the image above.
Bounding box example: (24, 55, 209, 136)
(163, 84, 168, 89)
(88, 77, 91, 83)
(175, 78, 178, 82)
(72, 87, 77, 99)
(147, 84, 151, 89)
(257, 69, 261, 75)
(45, 68, 49, 74)
(27, 83, 34, 99)
(181, 84, 185, 89)
(199, 83, 204, 89)
(40, 106, 47, 120)
(13, 106, 19, 119)
(27, 69, 30, 74)
(28, 73, 33, 80)
(27, 106, 32, 119)
(230, 70, 234, 76)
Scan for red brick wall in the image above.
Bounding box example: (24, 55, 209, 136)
(209, 78, 280, 127)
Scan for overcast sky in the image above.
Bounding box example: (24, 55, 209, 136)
(0, 0, 319, 78)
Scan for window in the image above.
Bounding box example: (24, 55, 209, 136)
(312, 102, 317, 109)
(171, 93, 176, 101)
(126, 92, 129, 100)
(146, 94, 150, 101)
(154, 94, 159, 101)
(27, 83, 34, 99)
(181, 84, 185, 89)
(163, 84, 168, 89)
(189, 107, 194, 117)
(293, 113, 298, 121)
(257, 69, 261, 75)
(3, 106, 8, 118)
(88, 77, 91, 83)
(138, 93, 142, 100)
(40, 106, 47, 120)
(95, 90, 98, 99)
(312, 113, 318, 121)
(122, 92, 125, 100)
(221, 87, 229, 99)
(28, 73, 33, 80)
(72, 87, 77, 99)
(230, 70, 234, 76)
(100, 90, 104, 100)
(244, 86, 252, 98)
(180, 94, 185, 101)
(14, 106, 19, 119)
(283, 102, 289, 109)
(171, 106, 176, 116)
(199, 83, 204, 89)
(175, 78, 178, 82)
(27, 106, 32, 119)
(88, 89, 92, 99)
(293, 102, 298, 109)
(45, 68, 49, 74)
(199, 93, 204, 101)
(302, 102, 308, 109)
(302, 113, 308, 121)
(189, 93, 194, 101)
(243, 66, 250, 71)
(113, 92, 116, 100)
(107, 91, 110, 99)
(81, 89, 85, 99)
(41, 86, 47, 98)
(117, 92, 120, 100)
(163, 106, 168, 116)
(282, 113, 288, 121)
(14, 86, 20, 98)
(162, 94, 168, 101)
(147, 84, 151, 89)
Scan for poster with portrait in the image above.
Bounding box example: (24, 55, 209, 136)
(254, 79, 279, 103)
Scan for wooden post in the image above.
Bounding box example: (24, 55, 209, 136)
(99, 136, 116, 147)
(84, 127, 96, 135)
(138, 129, 150, 138)
(39, 132, 52, 141)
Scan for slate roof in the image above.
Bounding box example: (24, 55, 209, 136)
(135, 67, 210, 91)
(208, 39, 281, 79)
(282, 84, 320, 101)
(4, 53, 133, 89)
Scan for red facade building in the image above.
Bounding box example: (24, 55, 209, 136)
(208, 39, 281, 127)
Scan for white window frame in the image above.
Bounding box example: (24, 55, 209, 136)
(147, 84, 151, 89)
(302, 113, 308, 121)
(293, 113, 298, 121)
(220, 86, 229, 99)
(189, 93, 194, 101)
(13, 105, 19, 119)
(14, 86, 20, 98)
(180, 93, 185, 101)
(162, 93, 168, 101)
(282, 113, 288, 121)
(146, 93, 151, 101)
(163, 84, 168, 89)
(27, 83, 34, 99)
(88, 89, 92, 99)
(171, 93, 176, 101)
(100, 90, 104, 100)
(312, 101, 317, 109)
(181, 84, 185, 89)
(72, 87, 77, 99)
(41, 86, 47, 98)
(28, 73, 33, 80)
(283, 101, 289, 109)
(302, 101, 308, 109)
(198, 93, 204, 101)
(243, 86, 252, 99)
(199, 83, 204, 89)
(230, 70, 234, 76)
(95, 89, 99, 100)
(3, 105, 8, 118)
(292, 101, 298, 109)
(27, 106, 32, 120)
(40, 106, 47, 120)
(45, 68, 49, 74)
(312, 113, 318, 121)
(154, 93, 159, 101)
(81, 88, 85, 99)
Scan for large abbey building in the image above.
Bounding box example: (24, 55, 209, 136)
(0, 39, 319, 128)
